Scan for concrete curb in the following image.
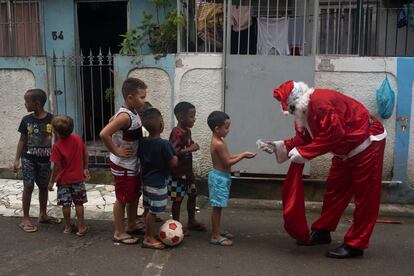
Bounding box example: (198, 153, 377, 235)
(225, 197, 414, 218)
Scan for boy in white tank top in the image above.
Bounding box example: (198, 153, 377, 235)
(100, 78, 147, 245)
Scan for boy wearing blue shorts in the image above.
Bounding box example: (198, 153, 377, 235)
(138, 108, 178, 249)
(207, 111, 256, 246)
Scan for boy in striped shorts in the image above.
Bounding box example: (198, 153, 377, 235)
(138, 108, 178, 249)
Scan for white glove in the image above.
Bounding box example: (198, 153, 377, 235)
(288, 148, 308, 164)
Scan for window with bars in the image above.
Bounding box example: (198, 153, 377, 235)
(318, 0, 414, 57)
(0, 0, 42, 56)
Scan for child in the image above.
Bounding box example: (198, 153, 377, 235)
(138, 108, 178, 249)
(136, 101, 162, 223)
(169, 102, 206, 235)
(12, 89, 61, 233)
(139, 102, 153, 138)
(207, 111, 256, 246)
(48, 115, 89, 236)
(100, 77, 146, 245)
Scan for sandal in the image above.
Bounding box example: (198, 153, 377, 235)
(142, 241, 166, 250)
(210, 236, 233, 246)
(18, 223, 38, 233)
(126, 227, 146, 235)
(76, 226, 89, 237)
(112, 236, 139, 245)
(63, 225, 74, 234)
(38, 216, 62, 225)
(221, 231, 233, 239)
(126, 221, 146, 235)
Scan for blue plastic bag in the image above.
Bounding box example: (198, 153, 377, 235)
(376, 77, 395, 119)
(398, 2, 414, 31)
(404, 2, 414, 31)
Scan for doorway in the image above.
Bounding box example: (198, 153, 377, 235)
(76, 1, 128, 165)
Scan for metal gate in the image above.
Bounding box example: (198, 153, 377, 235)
(224, 0, 315, 175)
(52, 48, 115, 167)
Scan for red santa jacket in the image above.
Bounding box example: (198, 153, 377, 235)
(284, 89, 386, 160)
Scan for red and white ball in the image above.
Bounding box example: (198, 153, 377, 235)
(159, 219, 184, 246)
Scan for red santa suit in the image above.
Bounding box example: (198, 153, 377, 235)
(272, 80, 386, 250)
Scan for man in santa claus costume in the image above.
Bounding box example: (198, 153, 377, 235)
(263, 80, 387, 258)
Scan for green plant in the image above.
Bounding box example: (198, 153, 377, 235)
(119, 0, 185, 58)
(104, 87, 114, 103)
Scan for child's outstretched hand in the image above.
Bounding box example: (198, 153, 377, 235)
(48, 182, 54, 192)
(243, 152, 257, 159)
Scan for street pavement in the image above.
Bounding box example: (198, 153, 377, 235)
(1, 179, 414, 275)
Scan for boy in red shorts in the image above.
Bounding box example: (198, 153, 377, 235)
(100, 78, 147, 245)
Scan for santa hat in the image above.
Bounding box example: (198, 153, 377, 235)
(273, 80, 295, 115)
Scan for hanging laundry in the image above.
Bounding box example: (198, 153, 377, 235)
(288, 18, 305, 45)
(231, 17, 257, 55)
(231, 5, 252, 32)
(288, 18, 305, 55)
(257, 17, 290, 56)
(196, 2, 224, 50)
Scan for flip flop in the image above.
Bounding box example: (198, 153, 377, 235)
(221, 231, 234, 239)
(126, 227, 146, 235)
(76, 226, 89, 237)
(18, 223, 38, 233)
(38, 217, 62, 225)
(63, 224, 75, 234)
(142, 241, 166, 250)
(112, 236, 140, 245)
(187, 223, 207, 232)
(210, 236, 233, 246)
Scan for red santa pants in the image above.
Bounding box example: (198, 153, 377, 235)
(283, 139, 385, 249)
(312, 139, 385, 249)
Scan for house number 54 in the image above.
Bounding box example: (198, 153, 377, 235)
(52, 31, 64, 40)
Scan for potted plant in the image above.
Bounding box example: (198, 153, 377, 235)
(119, 0, 185, 59)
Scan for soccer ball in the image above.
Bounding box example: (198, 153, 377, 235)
(159, 219, 184, 246)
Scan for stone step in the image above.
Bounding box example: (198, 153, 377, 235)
(198, 176, 399, 203)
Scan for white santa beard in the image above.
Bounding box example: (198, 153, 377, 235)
(291, 86, 314, 130)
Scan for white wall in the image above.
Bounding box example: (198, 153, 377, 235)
(128, 68, 173, 138)
(128, 55, 223, 178)
(0, 69, 36, 168)
(175, 54, 223, 177)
